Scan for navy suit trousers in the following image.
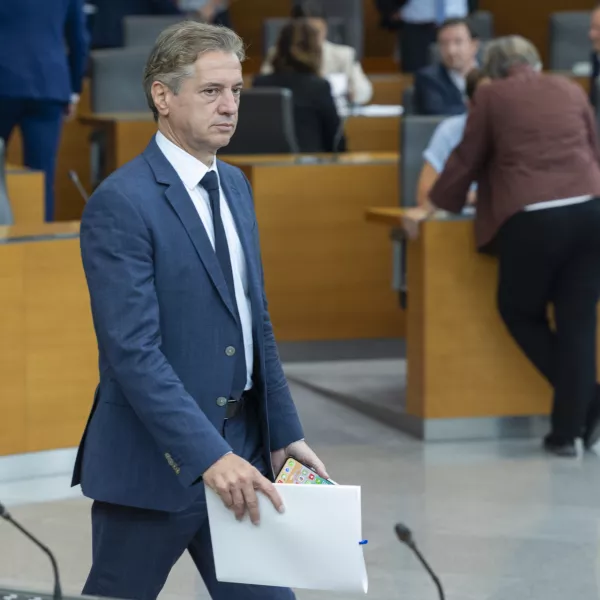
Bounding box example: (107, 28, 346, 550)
(82, 401, 295, 600)
(0, 98, 65, 221)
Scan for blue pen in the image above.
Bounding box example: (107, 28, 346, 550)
(359, 540, 368, 546)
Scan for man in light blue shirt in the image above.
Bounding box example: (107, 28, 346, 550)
(417, 67, 485, 206)
(399, 0, 469, 72)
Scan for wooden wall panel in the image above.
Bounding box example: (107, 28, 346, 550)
(247, 159, 405, 341)
(0, 234, 97, 457)
(6, 169, 45, 223)
(0, 246, 27, 455)
(24, 240, 97, 453)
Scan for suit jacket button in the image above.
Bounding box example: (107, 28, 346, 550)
(217, 396, 228, 407)
(225, 346, 236, 356)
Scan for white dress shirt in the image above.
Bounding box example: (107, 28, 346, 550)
(156, 131, 254, 391)
(401, 0, 468, 24)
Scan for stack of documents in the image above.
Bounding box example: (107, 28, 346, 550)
(206, 484, 369, 593)
(340, 105, 404, 118)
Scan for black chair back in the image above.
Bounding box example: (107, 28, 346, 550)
(219, 88, 300, 155)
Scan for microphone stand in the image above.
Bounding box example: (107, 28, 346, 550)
(395, 523, 445, 600)
(0, 502, 63, 600)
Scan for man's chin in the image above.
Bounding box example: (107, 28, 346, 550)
(212, 131, 235, 150)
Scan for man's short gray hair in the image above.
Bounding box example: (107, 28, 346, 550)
(483, 35, 542, 80)
(143, 21, 245, 120)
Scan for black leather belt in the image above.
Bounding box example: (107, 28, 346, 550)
(225, 388, 255, 419)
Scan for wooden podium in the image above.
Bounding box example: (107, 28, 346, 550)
(365, 208, 600, 440)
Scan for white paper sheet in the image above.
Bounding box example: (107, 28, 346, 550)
(339, 104, 404, 118)
(326, 73, 350, 99)
(205, 483, 368, 593)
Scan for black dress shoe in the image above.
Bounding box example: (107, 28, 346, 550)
(543, 435, 577, 458)
(583, 387, 600, 450)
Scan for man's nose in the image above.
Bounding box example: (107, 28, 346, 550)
(218, 90, 239, 114)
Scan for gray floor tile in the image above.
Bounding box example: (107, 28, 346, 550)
(1, 361, 600, 599)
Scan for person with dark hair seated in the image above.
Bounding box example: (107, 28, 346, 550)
(414, 17, 479, 115)
(254, 19, 346, 153)
(261, 0, 372, 106)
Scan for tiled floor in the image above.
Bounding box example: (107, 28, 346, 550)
(2, 361, 600, 599)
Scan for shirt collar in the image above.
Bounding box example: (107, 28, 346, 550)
(155, 130, 218, 190)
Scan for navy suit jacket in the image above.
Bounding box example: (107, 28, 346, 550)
(90, 0, 181, 48)
(72, 138, 304, 512)
(0, 0, 89, 102)
(414, 64, 467, 116)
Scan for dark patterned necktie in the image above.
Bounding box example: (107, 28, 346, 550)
(200, 171, 247, 399)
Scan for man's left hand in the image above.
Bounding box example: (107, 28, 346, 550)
(271, 440, 329, 480)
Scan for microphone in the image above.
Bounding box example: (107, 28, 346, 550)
(395, 523, 445, 600)
(332, 93, 354, 160)
(68, 170, 90, 204)
(0, 501, 63, 600)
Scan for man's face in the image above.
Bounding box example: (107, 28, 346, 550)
(590, 9, 600, 53)
(157, 51, 243, 157)
(438, 24, 478, 73)
(306, 17, 327, 45)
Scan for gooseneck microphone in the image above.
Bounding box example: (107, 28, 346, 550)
(68, 170, 90, 204)
(0, 501, 63, 600)
(395, 523, 445, 600)
(332, 94, 355, 160)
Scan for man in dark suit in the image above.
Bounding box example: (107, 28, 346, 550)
(414, 18, 479, 115)
(73, 20, 327, 600)
(0, 0, 89, 221)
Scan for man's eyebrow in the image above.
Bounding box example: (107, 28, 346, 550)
(200, 81, 245, 88)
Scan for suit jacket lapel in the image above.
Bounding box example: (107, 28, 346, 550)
(143, 138, 237, 320)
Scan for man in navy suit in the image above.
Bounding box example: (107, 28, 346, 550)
(72, 20, 327, 600)
(0, 0, 89, 221)
(414, 18, 478, 115)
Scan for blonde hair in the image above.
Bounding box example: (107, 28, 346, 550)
(483, 35, 542, 79)
(143, 21, 245, 120)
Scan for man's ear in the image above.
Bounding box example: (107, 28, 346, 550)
(151, 81, 171, 118)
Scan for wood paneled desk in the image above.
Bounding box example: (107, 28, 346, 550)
(223, 154, 404, 341)
(80, 111, 400, 175)
(0, 222, 97, 456)
(6, 164, 45, 223)
(365, 208, 600, 440)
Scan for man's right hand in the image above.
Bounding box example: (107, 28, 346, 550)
(203, 453, 284, 525)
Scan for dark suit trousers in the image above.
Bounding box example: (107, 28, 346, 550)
(399, 22, 437, 73)
(82, 401, 295, 600)
(496, 199, 600, 440)
(0, 98, 65, 221)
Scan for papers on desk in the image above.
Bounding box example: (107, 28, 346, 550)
(340, 104, 404, 118)
(572, 61, 592, 76)
(206, 483, 368, 593)
(326, 74, 351, 115)
(326, 73, 350, 99)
